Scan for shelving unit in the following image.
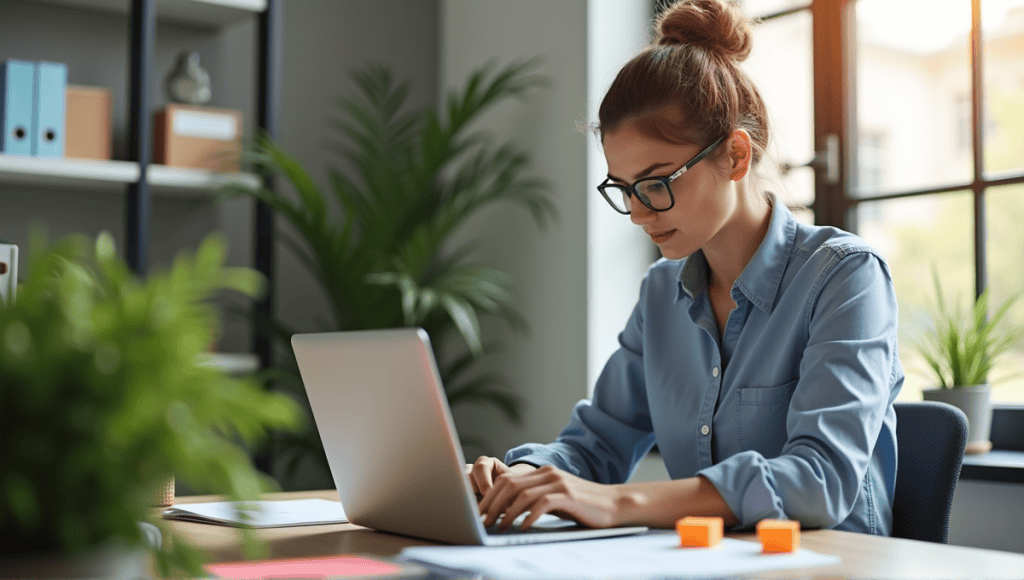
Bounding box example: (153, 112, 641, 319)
(1, 0, 280, 430)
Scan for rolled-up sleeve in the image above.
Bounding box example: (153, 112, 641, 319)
(698, 249, 899, 529)
(506, 280, 656, 484)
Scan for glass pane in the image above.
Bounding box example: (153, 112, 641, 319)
(986, 184, 1024, 402)
(744, 10, 814, 208)
(740, 0, 810, 17)
(983, 0, 1024, 176)
(853, 0, 973, 196)
(856, 194, 975, 402)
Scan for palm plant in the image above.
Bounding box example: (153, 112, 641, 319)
(219, 59, 554, 484)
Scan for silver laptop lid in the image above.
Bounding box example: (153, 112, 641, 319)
(292, 328, 487, 545)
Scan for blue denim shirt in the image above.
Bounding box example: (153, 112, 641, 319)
(507, 200, 903, 534)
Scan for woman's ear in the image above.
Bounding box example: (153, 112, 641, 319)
(729, 129, 752, 181)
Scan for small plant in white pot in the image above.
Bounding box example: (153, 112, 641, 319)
(912, 270, 1021, 454)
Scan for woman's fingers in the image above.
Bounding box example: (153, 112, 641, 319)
(517, 493, 570, 530)
(480, 466, 558, 527)
(469, 456, 509, 498)
(479, 465, 622, 530)
(497, 484, 564, 531)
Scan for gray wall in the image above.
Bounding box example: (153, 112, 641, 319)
(441, 0, 590, 458)
(273, 0, 439, 348)
(949, 479, 1024, 553)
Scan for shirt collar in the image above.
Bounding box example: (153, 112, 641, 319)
(677, 196, 796, 313)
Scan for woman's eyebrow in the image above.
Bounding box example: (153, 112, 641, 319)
(607, 161, 676, 183)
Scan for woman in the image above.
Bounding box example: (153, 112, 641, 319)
(469, 0, 903, 535)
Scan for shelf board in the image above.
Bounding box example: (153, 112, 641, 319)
(196, 352, 261, 375)
(0, 154, 259, 196)
(147, 164, 260, 196)
(0, 154, 139, 189)
(32, 0, 266, 28)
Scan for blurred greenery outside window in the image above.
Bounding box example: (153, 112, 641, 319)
(853, 0, 1024, 403)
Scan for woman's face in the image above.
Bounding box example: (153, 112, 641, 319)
(602, 120, 734, 261)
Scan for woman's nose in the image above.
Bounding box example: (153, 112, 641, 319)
(629, 195, 655, 225)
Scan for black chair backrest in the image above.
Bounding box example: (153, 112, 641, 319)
(891, 401, 969, 543)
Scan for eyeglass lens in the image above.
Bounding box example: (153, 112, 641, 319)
(605, 178, 673, 213)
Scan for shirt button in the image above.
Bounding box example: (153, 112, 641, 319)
(712, 367, 720, 378)
(701, 425, 710, 436)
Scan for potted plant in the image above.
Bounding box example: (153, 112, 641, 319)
(913, 269, 1021, 454)
(0, 229, 301, 577)
(217, 59, 555, 485)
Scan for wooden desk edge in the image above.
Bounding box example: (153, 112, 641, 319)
(161, 490, 1024, 579)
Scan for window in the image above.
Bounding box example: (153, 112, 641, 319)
(857, 130, 886, 193)
(846, 0, 1024, 402)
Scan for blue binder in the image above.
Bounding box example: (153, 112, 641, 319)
(0, 59, 36, 156)
(34, 61, 67, 158)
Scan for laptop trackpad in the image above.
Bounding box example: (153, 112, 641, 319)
(488, 512, 584, 531)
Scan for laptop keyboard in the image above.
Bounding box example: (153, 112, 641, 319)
(483, 513, 586, 535)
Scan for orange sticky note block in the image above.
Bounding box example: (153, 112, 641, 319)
(676, 516, 723, 547)
(757, 519, 800, 553)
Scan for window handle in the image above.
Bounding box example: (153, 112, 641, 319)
(780, 133, 840, 185)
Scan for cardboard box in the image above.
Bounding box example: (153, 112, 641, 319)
(65, 85, 112, 160)
(153, 103, 242, 171)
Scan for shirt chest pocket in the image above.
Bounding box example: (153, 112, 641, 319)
(735, 379, 798, 458)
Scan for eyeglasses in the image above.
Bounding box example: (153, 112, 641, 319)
(597, 135, 727, 215)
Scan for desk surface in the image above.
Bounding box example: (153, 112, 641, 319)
(168, 490, 1024, 579)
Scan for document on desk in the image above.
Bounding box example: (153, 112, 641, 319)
(163, 498, 347, 528)
(399, 531, 840, 580)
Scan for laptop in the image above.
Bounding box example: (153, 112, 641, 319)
(291, 328, 648, 546)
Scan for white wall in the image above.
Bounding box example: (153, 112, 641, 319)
(440, 0, 590, 457)
(586, 0, 657, 396)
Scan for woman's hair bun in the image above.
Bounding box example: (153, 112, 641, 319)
(655, 0, 753, 62)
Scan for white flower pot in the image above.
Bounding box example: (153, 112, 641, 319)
(922, 384, 993, 454)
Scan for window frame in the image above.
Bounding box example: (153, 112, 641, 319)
(814, 0, 1024, 301)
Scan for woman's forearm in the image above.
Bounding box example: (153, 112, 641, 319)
(613, 475, 739, 528)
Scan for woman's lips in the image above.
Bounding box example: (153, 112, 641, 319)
(649, 229, 676, 243)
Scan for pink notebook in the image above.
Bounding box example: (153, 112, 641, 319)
(206, 555, 424, 579)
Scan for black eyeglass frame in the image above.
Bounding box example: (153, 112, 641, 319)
(597, 135, 728, 215)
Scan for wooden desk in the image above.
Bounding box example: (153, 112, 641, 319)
(169, 490, 1024, 579)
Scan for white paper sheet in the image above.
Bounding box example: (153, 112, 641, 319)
(399, 531, 840, 580)
(163, 498, 347, 528)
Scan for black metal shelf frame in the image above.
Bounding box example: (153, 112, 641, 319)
(123, 0, 278, 416)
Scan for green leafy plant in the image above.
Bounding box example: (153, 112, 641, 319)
(912, 267, 1022, 388)
(0, 230, 301, 575)
(218, 59, 554, 483)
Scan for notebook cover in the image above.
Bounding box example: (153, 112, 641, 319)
(206, 555, 427, 579)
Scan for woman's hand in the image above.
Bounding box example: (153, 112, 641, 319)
(467, 456, 535, 499)
(477, 464, 624, 531)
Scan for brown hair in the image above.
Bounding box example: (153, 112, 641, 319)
(598, 0, 769, 166)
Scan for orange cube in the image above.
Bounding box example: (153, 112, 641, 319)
(676, 516, 723, 548)
(757, 519, 800, 553)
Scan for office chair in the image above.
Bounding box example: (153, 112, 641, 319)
(891, 401, 969, 543)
